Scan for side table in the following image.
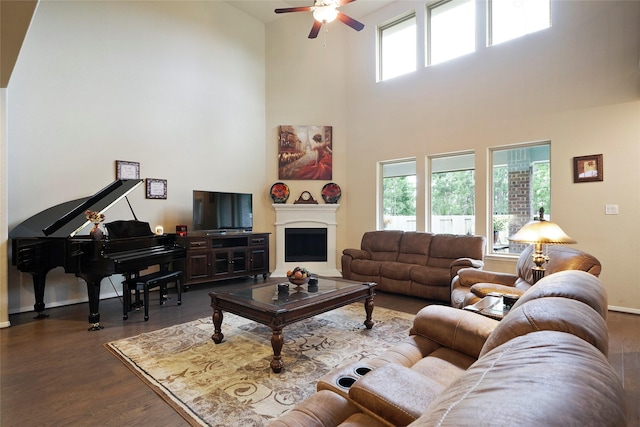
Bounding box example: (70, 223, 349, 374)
(463, 292, 519, 320)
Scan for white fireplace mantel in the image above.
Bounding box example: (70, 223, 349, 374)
(272, 204, 340, 277)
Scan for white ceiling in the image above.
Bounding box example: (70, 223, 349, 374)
(225, 0, 395, 24)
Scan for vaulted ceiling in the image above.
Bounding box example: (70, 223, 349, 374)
(0, 0, 394, 88)
(225, 0, 394, 24)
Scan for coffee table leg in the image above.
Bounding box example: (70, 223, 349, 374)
(270, 327, 284, 373)
(364, 296, 374, 329)
(212, 308, 224, 344)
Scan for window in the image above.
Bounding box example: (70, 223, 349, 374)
(489, 0, 551, 46)
(428, 0, 476, 65)
(381, 160, 416, 231)
(491, 142, 550, 254)
(430, 153, 475, 235)
(379, 14, 416, 81)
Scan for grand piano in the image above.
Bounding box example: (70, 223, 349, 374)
(9, 179, 186, 330)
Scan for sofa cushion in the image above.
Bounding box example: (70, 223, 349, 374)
(361, 230, 403, 261)
(410, 266, 451, 288)
(516, 245, 602, 284)
(511, 270, 608, 319)
(409, 348, 475, 386)
(427, 234, 485, 268)
(413, 332, 627, 427)
(479, 297, 609, 357)
(349, 259, 382, 277)
(396, 232, 432, 265)
(380, 261, 413, 280)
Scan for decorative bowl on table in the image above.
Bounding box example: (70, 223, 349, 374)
(287, 266, 311, 286)
(288, 276, 310, 286)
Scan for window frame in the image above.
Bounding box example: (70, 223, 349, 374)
(428, 152, 476, 235)
(378, 159, 417, 231)
(487, 0, 551, 46)
(427, 0, 477, 66)
(378, 12, 417, 82)
(489, 141, 551, 256)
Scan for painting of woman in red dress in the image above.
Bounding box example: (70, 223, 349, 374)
(278, 126, 332, 180)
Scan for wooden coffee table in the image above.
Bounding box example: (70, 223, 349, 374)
(209, 277, 376, 373)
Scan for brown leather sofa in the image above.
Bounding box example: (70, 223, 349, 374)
(342, 231, 485, 303)
(451, 244, 601, 308)
(267, 270, 626, 427)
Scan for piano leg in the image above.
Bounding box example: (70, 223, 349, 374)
(30, 270, 50, 319)
(78, 274, 105, 331)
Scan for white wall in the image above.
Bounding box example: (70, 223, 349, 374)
(6, 1, 268, 313)
(340, 0, 640, 311)
(265, 13, 350, 273)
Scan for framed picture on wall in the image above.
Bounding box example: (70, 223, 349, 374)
(573, 154, 603, 183)
(146, 178, 167, 199)
(278, 125, 332, 180)
(115, 160, 140, 180)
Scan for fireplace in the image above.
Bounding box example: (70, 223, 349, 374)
(273, 204, 340, 277)
(285, 228, 328, 262)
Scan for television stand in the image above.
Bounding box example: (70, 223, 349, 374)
(177, 232, 270, 286)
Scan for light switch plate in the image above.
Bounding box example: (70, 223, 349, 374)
(605, 204, 619, 215)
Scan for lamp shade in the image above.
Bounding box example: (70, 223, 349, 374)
(509, 220, 577, 245)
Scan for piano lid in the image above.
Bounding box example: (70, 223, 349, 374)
(9, 179, 144, 239)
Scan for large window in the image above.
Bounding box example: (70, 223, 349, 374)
(428, 0, 476, 65)
(491, 142, 550, 254)
(381, 160, 416, 231)
(379, 14, 416, 81)
(489, 0, 551, 46)
(430, 153, 475, 234)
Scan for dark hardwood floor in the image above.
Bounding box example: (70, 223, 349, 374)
(1, 277, 638, 426)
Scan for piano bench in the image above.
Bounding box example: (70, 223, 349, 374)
(123, 270, 182, 321)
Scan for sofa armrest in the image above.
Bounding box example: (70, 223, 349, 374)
(349, 363, 446, 426)
(456, 268, 519, 287)
(450, 257, 484, 278)
(266, 390, 366, 427)
(342, 248, 371, 260)
(410, 305, 498, 359)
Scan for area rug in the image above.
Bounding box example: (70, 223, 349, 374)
(105, 303, 414, 426)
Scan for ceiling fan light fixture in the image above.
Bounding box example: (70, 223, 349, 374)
(313, 6, 338, 23)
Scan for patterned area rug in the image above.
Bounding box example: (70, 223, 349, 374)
(105, 303, 414, 426)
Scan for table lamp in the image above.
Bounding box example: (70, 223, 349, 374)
(509, 207, 576, 283)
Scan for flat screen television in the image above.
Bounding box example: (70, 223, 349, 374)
(193, 190, 253, 232)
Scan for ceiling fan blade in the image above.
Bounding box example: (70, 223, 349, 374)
(338, 0, 357, 5)
(275, 6, 313, 14)
(308, 20, 323, 39)
(336, 11, 365, 31)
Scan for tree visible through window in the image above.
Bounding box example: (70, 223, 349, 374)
(381, 160, 416, 231)
(430, 153, 475, 235)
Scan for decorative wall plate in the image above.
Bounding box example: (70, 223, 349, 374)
(270, 182, 290, 203)
(321, 182, 341, 204)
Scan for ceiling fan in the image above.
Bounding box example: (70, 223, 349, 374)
(275, 0, 365, 39)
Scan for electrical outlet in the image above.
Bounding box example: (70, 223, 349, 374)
(605, 204, 619, 215)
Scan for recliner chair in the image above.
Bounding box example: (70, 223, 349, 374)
(450, 244, 601, 308)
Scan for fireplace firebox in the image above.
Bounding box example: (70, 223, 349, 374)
(285, 228, 327, 262)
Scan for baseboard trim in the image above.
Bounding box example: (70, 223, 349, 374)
(608, 305, 640, 315)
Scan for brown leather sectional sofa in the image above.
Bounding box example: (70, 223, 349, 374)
(341, 231, 486, 303)
(268, 270, 626, 426)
